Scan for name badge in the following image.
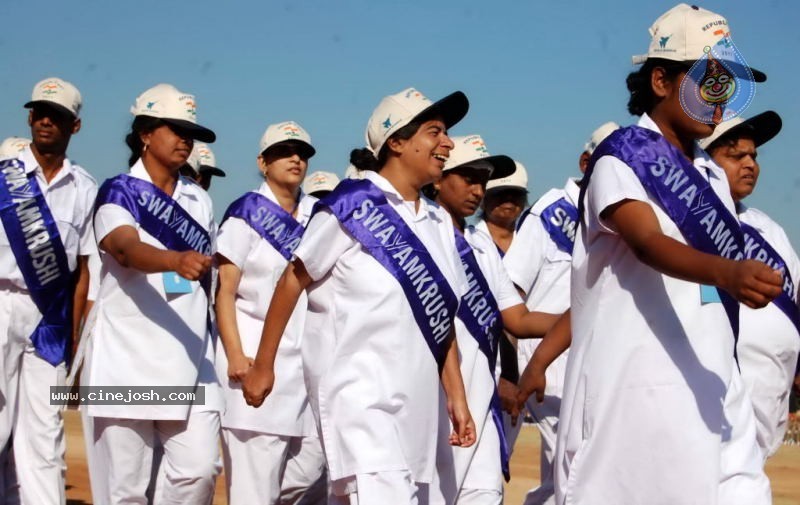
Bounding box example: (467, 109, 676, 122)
(700, 284, 721, 304)
(163, 272, 193, 294)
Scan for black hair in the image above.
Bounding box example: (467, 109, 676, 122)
(349, 115, 430, 172)
(421, 183, 438, 200)
(626, 58, 692, 116)
(124, 115, 165, 167)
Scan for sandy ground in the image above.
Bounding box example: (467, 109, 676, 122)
(63, 410, 800, 504)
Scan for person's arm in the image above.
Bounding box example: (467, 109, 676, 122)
(501, 305, 561, 339)
(605, 199, 782, 307)
(71, 255, 90, 353)
(214, 256, 252, 383)
(440, 329, 477, 447)
(517, 309, 572, 406)
(99, 225, 211, 280)
(242, 259, 311, 407)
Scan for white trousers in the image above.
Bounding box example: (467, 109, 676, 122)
(329, 471, 430, 505)
(221, 427, 326, 505)
(0, 289, 66, 505)
(92, 411, 221, 505)
(522, 394, 560, 505)
(454, 488, 502, 505)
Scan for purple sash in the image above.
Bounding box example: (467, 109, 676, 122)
(0, 159, 72, 366)
(455, 229, 510, 480)
(741, 222, 800, 336)
(540, 197, 578, 254)
(315, 178, 458, 368)
(587, 126, 744, 336)
(221, 192, 304, 261)
(94, 174, 212, 297)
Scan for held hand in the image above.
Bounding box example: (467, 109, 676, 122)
(447, 398, 477, 448)
(227, 353, 254, 383)
(517, 359, 547, 409)
(720, 259, 783, 309)
(498, 378, 522, 426)
(241, 362, 274, 408)
(173, 251, 212, 281)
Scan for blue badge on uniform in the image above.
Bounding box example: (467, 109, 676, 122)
(163, 272, 193, 294)
(700, 284, 722, 304)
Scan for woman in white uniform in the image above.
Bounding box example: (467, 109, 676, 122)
(85, 83, 222, 504)
(243, 87, 477, 505)
(699, 111, 800, 459)
(547, 4, 784, 504)
(215, 121, 325, 504)
(428, 135, 558, 505)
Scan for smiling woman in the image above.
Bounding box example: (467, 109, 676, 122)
(241, 87, 478, 505)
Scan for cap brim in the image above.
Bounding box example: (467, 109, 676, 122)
(198, 165, 226, 177)
(161, 118, 216, 143)
(721, 110, 782, 148)
(485, 155, 516, 180)
(632, 56, 767, 83)
(24, 100, 77, 119)
(416, 91, 469, 130)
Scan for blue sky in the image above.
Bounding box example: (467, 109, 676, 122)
(3, 0, 799, 244)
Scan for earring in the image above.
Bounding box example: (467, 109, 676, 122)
(143, 143, 149, 153)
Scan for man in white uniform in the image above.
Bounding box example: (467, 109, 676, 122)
(503, 122, 618, 505)
(700, 111, 800, 459)
(0, 78, 96, 505)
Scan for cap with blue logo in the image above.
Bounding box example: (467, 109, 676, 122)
(25, 77, 82, 118)
(365, 87, 469, 159)
(259, 121, 315, 159)
(131, 83, 216, 143)
(443, 135, 515, 181)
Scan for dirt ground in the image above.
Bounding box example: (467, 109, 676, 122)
(63, 410, 800, 504)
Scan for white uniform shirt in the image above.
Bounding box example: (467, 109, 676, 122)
(558, 114, 757, 504)
(294, 170, 467, 484)
(0, 146, 97, 288)
(504, 178, 578, 395)
(737, 205, 800, 457)
(215, 182, 317, 436)
(448, 225, 521, 493)
(87, 159, 221, 420)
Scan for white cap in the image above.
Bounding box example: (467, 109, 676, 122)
(187, 142, 226, 177)
(25, 77, 82, 118)
(344, 164, 365, 180)
(584, 121, 620, 155)
(303, 171, 340, 196)
(365, 87, 468, 158)
(258, 121, 315, 158)
(486, 160, 528, 192)
(631, 4, 766, 82)
(698, 110, 781, 150)
(0, 137, 31, 159)
(443, 135, 515, 180)
(130, 84, 215, 142)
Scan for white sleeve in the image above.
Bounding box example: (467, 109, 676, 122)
(216, 218, 256, 269)
(293, 209, 355, 282)
(94, 203, 137, 245)
(587, 155, 651, 235)
(504, 213, 547, 296)
(487, 247, 523, 311)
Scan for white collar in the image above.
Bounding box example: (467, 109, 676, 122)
(364, 170, 441, 221)
(130, 158, 195, 201)
(637, 113, 722, 180)
(19, 146, 74, 185)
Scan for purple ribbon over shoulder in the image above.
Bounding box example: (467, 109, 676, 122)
(222, 192, 304, 261)
(454, 229, 510, 480)
(584, 126, 744, 337)
(94, 174, 212, 297)
(0, 159, 73, 366)
(539, 197, 578, 254)
(741, 222, 800, 336)
(314, 178, 458, 368)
